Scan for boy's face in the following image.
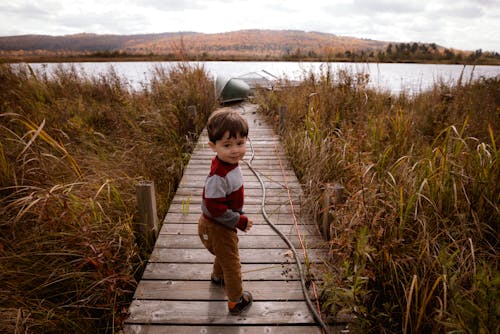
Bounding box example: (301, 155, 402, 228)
(208, 131, 247, 164)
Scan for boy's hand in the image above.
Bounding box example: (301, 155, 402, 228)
(244, 218, 253, 232)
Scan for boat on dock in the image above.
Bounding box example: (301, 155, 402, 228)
(237, 70, 278, 90)
(237, 70, 300, 92)
(215, 70, 298, 103)
(215, 75, 250, 103)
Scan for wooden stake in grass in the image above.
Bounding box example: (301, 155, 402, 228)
(279, 105, 288, 132)
(135, 180, 159, 244)
(321, 182, 345, 239)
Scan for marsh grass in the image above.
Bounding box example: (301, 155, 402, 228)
(0, 62, 216, 333)
(255, 64, 499, 333)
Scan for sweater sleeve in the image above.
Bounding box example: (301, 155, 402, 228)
(235, 215, 248, 231)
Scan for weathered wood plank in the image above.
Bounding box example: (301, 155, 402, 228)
(183, 169, 297, 177)
(148, 248, 326, 263)
(161, 213, 316, 227)
(196, 136, 282, 143)
(126, 300, 316, 325)
(191, 148, 287, 155)
(155, 234, 326, 249)
(186, 161, 293, 169)
(166, 202, 310, 216)
(178, 179, 302, 190)
(159, 223, 320, 237)
(142, 263, 302, 281)
(142, 262, 325, 281)
(173, 188, 302, 199)
(170, 193, 302, 203)
(165, 205, 312, 222)
(133, 280, 312, 301)
(125, 324, 325, 334)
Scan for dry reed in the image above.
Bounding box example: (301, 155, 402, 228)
(254, 64, 499, 333)
(0, 62, 216, 333)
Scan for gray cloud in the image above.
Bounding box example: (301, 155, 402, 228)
(0, 2, 55, 18)
(135, 0, 197, 10)
(0, 0, 498, 51)
(57, 10, 149, 35)
(351, 0, 425, 14)
(437, 5, 485, 18)
(134, 0, 225, 11)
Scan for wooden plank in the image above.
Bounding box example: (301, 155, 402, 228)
(173, 188, 302, 200)
(194, 144, 284, 151)
(183, 169, 297, 177)
(141, 262, 325, 281)
(142, 263, 304, 281)
(161, 213, 316, 227)
(186, 161, 293, 169)
(170, 194, 302, 203)
(191, 153, 289, 160)
(133, 280, 311, 301)
(148, 248, 326, 263)
(124, 324, 325, 334)
(165, 204, 312, 220)
(126, 300, 316, 325)
(178, 179, 302, 190)
(189, 155, 289, 161)
(166, 202, 310, 216)
(155, 234, 326, 249)
(159, 223, 320, 237)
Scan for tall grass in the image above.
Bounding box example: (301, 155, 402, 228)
(255, 64, 499, 333)
(0, 63, 216, 333)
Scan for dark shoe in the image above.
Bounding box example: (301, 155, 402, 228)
(211, 276, 224, 287)
(228, 291, 253, 315)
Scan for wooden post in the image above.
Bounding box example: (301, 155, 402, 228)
(179, 105, 197, 137)
(135, 180, 159, 244)
(187, 105, 197, 124)
(321, 182, 345, 239)
(187, 105, 197, 140)
(279, 105, 287, 132)
(331, 183, 345, 206)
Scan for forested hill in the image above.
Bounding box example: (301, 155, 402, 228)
(0, 30, 384, 54)
(1, 29, 497, 64)
(0, 32, 191, 52)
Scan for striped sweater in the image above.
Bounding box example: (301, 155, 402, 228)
(201, 156, 248, 231)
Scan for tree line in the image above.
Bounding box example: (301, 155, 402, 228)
(310, 42, 500, 64)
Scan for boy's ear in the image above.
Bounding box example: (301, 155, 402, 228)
(208, 141, 217, 152)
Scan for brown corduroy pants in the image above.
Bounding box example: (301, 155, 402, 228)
(198, 215, 243, 302)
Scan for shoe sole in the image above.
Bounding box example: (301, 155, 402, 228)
(229, 295, 253, 315)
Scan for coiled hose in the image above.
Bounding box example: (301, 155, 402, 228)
(243, 137, 330, 334)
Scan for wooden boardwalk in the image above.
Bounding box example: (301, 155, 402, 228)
(124, 103, 340, 333)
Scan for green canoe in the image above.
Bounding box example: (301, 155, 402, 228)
(215, 75, 250, 103)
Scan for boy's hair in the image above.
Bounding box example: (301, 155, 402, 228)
(207, 109, 249, 143)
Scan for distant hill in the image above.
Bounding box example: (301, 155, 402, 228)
(0, 32, 188, 52)
(1, 29, 497, 64)
(122, 30, 389, 58)
(0, 30, 387, 58)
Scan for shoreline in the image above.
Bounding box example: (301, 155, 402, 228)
(1, 55, 499, 66)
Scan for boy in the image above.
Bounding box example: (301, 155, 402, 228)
(198, 108, 254, 315)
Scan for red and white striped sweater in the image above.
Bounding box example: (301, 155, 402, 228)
(201, 156, 248, 231)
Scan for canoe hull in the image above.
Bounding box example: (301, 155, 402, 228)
(215, 76, 250, 103)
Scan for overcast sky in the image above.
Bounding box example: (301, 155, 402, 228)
(0, 0, 499, 52)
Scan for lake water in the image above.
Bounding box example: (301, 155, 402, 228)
(29, 61, 500, 95)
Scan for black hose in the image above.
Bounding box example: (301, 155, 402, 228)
(243, 137, 330, 334)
